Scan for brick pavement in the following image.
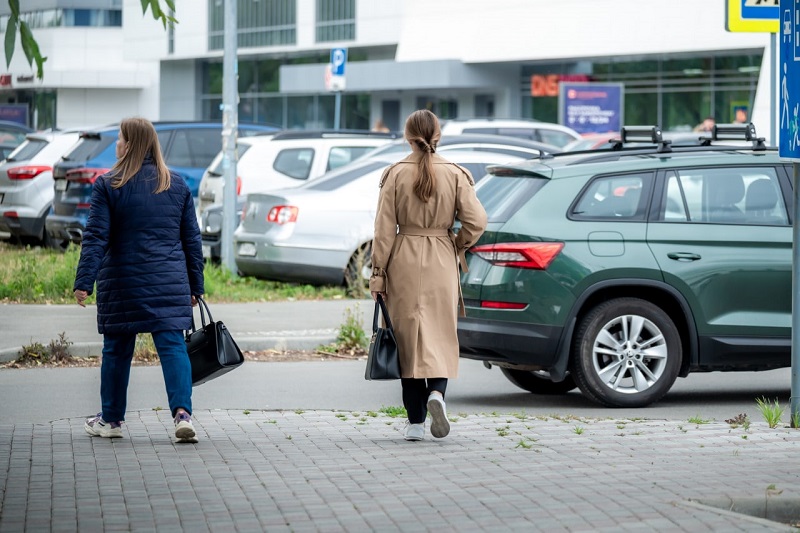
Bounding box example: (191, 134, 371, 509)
(1, 409, 798, 532)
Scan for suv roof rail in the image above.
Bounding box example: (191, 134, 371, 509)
(268, 129, 400, 141)
(610, 125, 672, 153)
(698, 122, 766, 150)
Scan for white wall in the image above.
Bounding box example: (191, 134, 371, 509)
(57, 89, 150, 128)
(395, 0, 770, 63)
(160, 60, 200, 120)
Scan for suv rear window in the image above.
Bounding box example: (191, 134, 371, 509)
(476, 174, 548, 223)
(6, 139, 47, 162)
(62, 135, 113, 162)
(209, 144, 251, 176)
(327, 146, 375, 171)
(274, 148, 314, 180)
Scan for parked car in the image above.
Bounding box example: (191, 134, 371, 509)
(232, 150, 526, 286)
(0, 130, 81, 246)
(45, 122, 277, 247)
(0, 120, 34, 147)
(457, 123, 791, 408)
(200, 133, 553, 262)
(441, 119, 581, 149)
(196, 130, 398, 221)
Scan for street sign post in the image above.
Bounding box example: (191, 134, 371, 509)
(780, 0, 800, 426)
(329, 48, 347, 130)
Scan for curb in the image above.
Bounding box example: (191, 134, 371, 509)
(0, 335, 336, 364)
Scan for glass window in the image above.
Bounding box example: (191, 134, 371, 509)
(659, 167, 787, 225)
(307, 161, 387, 191)
(62, 136, 113, 162)
(475, 175, 548, 223)
(316, 0, 355, 42)
(185, 128, 224, 168)
(165, 131, 193, 167)
(209, 0, 296, 50)
(6, 139, 47, 162)
(538, 130, 576, 147)
(273, 148, 314, 180)
(572, 173, 650, 220)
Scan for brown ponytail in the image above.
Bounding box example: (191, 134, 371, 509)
(404, 109, 441, 202)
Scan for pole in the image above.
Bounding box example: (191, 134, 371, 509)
(221, 0, 238, 275)
(334, 90, 342, 130)
(793, 162, 800, 427)
(771, 32, 777, 146)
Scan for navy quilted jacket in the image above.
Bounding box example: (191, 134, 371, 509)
(73, 158, 205, 335)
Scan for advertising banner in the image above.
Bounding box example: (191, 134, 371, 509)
(559, 82, 624, 135)
(0, 104, 29, 126)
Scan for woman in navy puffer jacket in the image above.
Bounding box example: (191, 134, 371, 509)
(74, 117, 204, 443)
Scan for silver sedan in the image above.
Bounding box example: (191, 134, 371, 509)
(233, 150, 525, 286)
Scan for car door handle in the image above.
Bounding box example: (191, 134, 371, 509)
(667, 252, 701, 262)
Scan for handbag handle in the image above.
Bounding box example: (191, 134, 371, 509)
(372, 294, 393, 332)
(189, 295, 213, 333)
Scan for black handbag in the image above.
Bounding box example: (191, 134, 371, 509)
(365, 294, 401, 380)
(185, 296, 244, 386)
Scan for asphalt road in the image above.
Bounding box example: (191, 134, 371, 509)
(0, 359, 791, 425)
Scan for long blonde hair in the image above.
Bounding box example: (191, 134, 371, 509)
(404, 109, 441, 202)
(108, 117, 171, 193)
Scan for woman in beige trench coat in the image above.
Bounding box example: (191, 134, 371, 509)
(369, 110, 487, 441)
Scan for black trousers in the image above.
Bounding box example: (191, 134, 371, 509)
(402, 378, 447, 424)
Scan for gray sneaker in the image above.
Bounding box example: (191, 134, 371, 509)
(403, 422, 425, 441)
(174, 412, 198, 443)
(84, 413, 123, 438)
(427, 394, 450, 438)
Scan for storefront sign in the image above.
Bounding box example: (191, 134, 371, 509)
(530, 74, 590, 97)
(0, 104, 29, 126)
(779, 0, 800, 160)
(559, 82, 624, 135)
(0, 75, 11, 88)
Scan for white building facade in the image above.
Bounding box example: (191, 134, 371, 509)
(2, 0, 776, 139)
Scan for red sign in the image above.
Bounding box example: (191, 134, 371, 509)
(0, 75, 11, 88)
(531, 74, 590, 97)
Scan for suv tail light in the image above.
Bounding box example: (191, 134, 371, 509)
(471, 242, 564, 270)
(7, 165, 51, 180)
(66, 167, 110, 184)
(236, 176, 242, 196)
(266, 205, 298, 224)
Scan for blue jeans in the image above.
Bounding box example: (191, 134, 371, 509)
(101, 330, 192, 422)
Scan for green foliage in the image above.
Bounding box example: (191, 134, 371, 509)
(755, 397, 785, 428)
(379, 406, 407, 418)
(15, 332, 73, 365)
(0, 243, 345, 303)
(336, 304, 368, 351)
(687, 415, 711, 425)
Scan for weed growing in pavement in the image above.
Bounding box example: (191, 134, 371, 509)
(294, 409, 305, 415)
(379, 406, 407, 418)
(755, 397, 785, 428)
(336, 413, 347, 420)
(515, 439, 532, 449)
(725, 413, 751, 430)
(243, 410, 251, 415)
(687, 415, 712, 425)
(152, 406, 164, 411)
(12, 332, 74, 366)
(573, 426, 584, 435)
(496, 426, 510, 437)
(792, 410, 800, 429)
(366, 411, 378, 417)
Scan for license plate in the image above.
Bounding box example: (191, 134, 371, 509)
(202, 245, 211, 258)
(237, 242, 257, 257)
(55, 180, 67, 191)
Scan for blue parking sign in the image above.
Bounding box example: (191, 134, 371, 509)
(780, 0, 800, 160)
(330, 48, 347, 77)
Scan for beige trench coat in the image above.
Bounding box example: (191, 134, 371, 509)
(369, 152, 487, 378)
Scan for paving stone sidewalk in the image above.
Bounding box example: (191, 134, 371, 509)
(1, 409, 798, 532)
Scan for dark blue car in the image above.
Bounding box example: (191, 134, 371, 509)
(45, 121, 276, 247)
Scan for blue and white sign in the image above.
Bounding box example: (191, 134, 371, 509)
(330, 48, 347, 76)
(780, 0, 800, 160)
(558, 82, 624, 135)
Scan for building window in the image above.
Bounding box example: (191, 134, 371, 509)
(208, 0, 296, 50)
(0, 9, 121, 30)
(316, 0, 355, 42)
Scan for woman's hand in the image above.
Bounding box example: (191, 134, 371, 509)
(74, 290, 88, 307)
(191, 295, 199, 307)
(371, 291, 387, 302)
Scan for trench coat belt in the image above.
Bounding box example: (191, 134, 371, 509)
(398, 225, 469, 317)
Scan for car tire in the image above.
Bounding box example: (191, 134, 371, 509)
(345, 241, 372, 293)
(500, 368, 577, 395)
(570, 297, 682, 408)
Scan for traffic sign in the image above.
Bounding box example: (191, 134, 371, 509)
(727, 0, 780, 32)
(780, 0, 800, 160)
(330, 48, 347, 76)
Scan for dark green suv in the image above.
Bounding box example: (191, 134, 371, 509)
(458, 124, 792, 408)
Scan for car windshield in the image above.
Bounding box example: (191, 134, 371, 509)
(476, 174, 548, 223)
(305, 160, 389, 192)
(61, 135, 110, 162)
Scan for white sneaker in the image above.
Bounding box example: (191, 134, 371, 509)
(403, 422, 425, 441)
(84, 413, 123, 438)
(427, 393, 450, 438)
(174, 412, 198, 443)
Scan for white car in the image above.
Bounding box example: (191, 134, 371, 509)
(196, 130, 397, 220)
(0, 130, 81, 246)
(441, 118, 581, 149)
(233, 150, 526, 286)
